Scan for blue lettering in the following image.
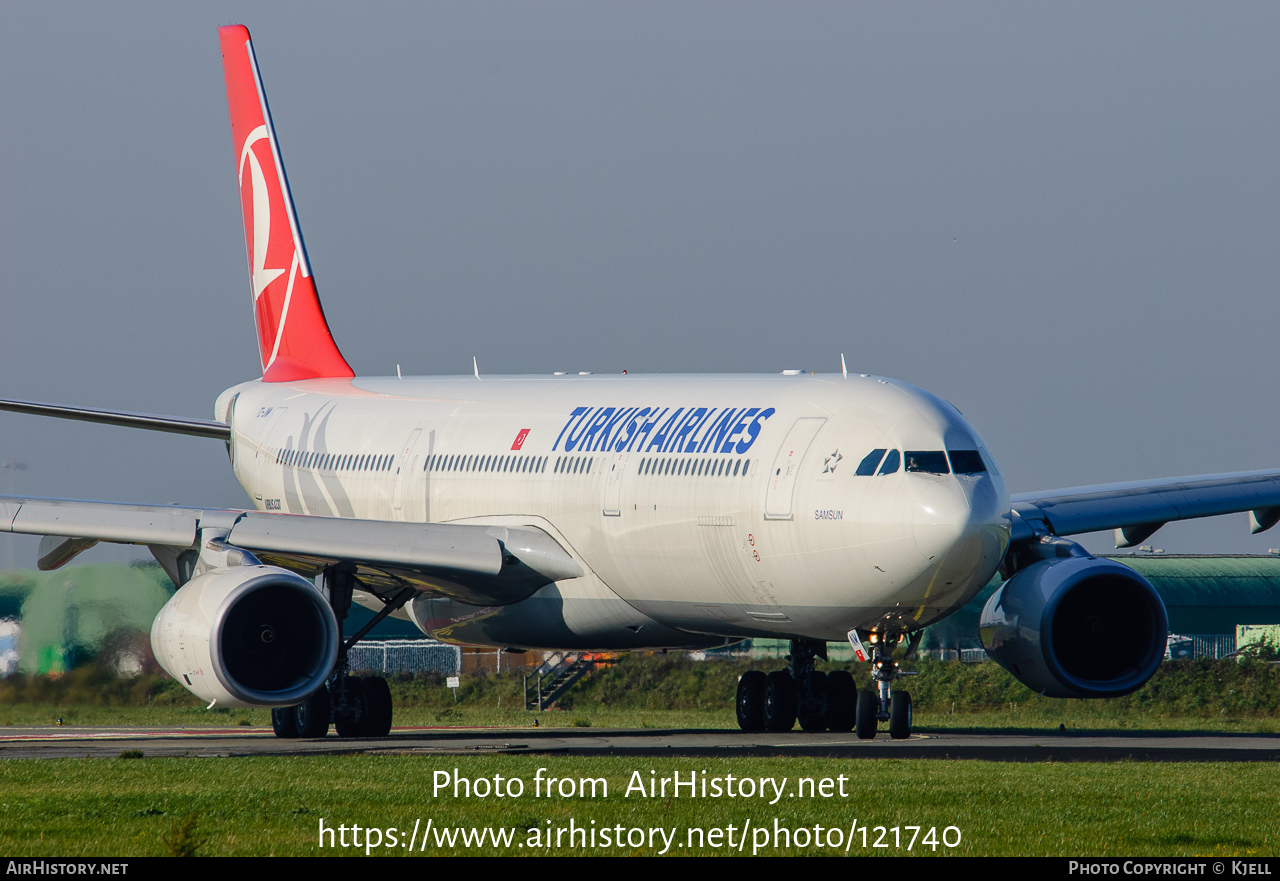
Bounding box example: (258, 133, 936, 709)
(614, 407, 650, 451)
(720, 408, 760, 453)
(675, 407, 709, 452)
(552, 407, 589, 451)
(666, 408, 705, 452)
(628, 408, 667, 452)
(554, 404, 774, 455)
(579, 407, 615, 451)
(564, 407, 598, 452)
(686, 407, 720, 452)
(702, 408, 742, 454)
(735, 407, 775, 454)
(595, 407, 633, 451)
(646, 408, 685, 452)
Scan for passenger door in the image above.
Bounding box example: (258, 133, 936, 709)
(764, 418, 826, 520)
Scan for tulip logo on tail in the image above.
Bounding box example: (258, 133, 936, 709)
(239, 124, 293, 370)
(219, 25, 353, 383)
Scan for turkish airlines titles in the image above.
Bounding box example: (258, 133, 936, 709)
(550, 406, 777, 456)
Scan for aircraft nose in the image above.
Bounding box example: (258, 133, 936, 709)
(912, 475, 1008, 565)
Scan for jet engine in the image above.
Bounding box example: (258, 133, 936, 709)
(979, 555, 1167, 698)
(150, 565, 338, 708)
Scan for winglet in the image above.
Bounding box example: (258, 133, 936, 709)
(218, 25, 354, 383)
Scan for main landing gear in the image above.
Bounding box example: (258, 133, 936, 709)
(272, 564, 408, 739)
(735, 633, 917, 739)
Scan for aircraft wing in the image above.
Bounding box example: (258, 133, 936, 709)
(0, 494, 582, 605)
(1011, 469, 1280, 546)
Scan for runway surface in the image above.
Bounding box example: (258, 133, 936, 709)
(2, 725, 1278, 761)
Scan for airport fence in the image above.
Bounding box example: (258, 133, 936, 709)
(347, 639, 461, 676)
(1190, 634, 1236, 660)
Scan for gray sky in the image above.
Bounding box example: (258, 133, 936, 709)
(2, 2, 1278, 566)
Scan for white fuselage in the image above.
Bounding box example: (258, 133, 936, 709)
(216, 372, 1011, 650)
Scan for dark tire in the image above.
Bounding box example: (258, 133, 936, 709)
(796, 671, 828, 732)
(855, 689, 878, 740)
(825, 670, 856, 732)
(334, 678, 364, 738)
(271, 707, 298, 739)
(763, 670, 796, 732)
(294, 686, 331, 738)
(889, 690, 912, 740)
(736, 670, 767, 732)
(363, 676, 393, 737)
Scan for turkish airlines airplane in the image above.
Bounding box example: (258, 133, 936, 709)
(4, 25, 1280, 741)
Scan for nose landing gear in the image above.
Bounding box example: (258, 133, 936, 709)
(854, 630, 919, 740)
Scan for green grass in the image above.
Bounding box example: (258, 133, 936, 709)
(0, 756, 1274, 856)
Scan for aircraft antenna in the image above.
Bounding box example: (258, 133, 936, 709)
(841, 353, 848, 379)
(473, 357, 481, 381)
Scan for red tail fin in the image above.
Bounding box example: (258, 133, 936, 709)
(218, 25, 353, 383)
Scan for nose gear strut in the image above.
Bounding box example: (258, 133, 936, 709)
(855, 630, 919, 740)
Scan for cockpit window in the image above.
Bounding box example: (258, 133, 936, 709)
(856, 449, 886, 476)
(948, 450, 987, 474)
(904, 451, 950, 474)
(877, 449, 900, 475)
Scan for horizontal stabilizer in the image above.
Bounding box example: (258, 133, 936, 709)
(0, 397, 231, 440)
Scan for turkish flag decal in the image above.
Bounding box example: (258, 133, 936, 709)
(511, 429, 531, 451)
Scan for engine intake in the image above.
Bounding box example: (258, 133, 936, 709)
(979, 556, 1167, 698)
(151, 565, 338, 708)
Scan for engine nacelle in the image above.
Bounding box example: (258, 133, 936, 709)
(979, 556, 1167, 699)
(150, 565, 338, 708)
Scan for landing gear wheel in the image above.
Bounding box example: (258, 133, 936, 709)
(271, 707, 298, 739)
(763, 671, 796, 732)
(889, 690, 912, 740)
(825, 671, 856, 732)
(294, 686, 331, 738)
(334, 677, 365, 738)
(362, 676, 393, 737)
(736, 671, 767, 732)
(855, 689, 878, 740)
(796, 671, 828, 732)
